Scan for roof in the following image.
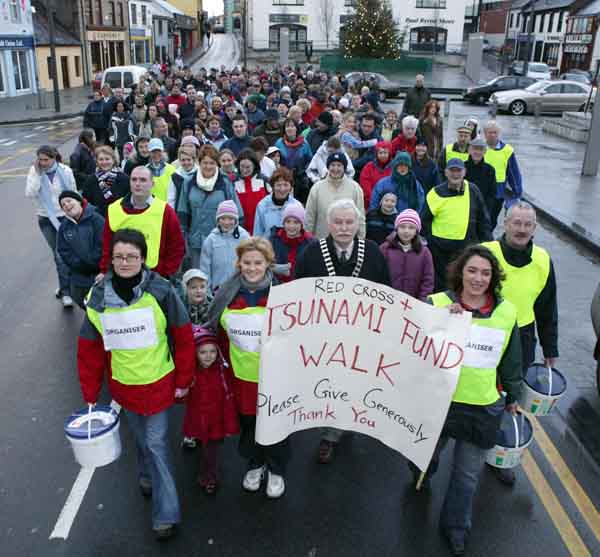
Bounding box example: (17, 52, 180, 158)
(33, 13, 80, 46)
(151, 0, 184, 17)
(510, 0, 575, 10)
(576, 0, 600, 15)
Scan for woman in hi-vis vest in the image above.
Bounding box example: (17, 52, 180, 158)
(204, 237, 289, 499)
(413, 244, 523, 556)
(77, 228, 195, 541)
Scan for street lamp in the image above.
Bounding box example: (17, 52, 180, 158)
(46, 0, 61, 112)
(29, 5, 44, 109)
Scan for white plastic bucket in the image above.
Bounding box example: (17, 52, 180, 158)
(65, 405, 121, 468)
(485, 412, 533, 469)
(519, 363, 567, 416)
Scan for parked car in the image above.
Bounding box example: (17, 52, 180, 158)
(464, 75, 537, 105)
(100, 65, 148, 94)
(559, 72, 592, 85)
(490, 80, 593, 116)
(509, 61, 552, 80)
(345, 72, 401, 101)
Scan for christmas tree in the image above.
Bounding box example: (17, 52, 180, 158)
(341, 0, 402, 59)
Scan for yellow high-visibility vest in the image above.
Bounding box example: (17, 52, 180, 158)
(427, 181, 470, 240)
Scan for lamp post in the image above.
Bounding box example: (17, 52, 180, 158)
(46, 0, 61, 112)
(30, 5, 44, 109)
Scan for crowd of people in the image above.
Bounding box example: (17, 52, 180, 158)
(25, 63, 558, 555)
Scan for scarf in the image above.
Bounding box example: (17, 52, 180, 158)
(196, 170, 219, 192)
(392, 168, 419, 211)
(96, 166, 120, 201)
(39, 161, 70, 229)
(177, 165, 198, 186)
(203, 269, 273, 332)
(272, 193, 288, 207)
(283, 135, 304, 149)
(111, 270, 144, 305)
(148, 160, 166, 178)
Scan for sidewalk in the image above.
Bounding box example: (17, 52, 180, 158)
(0, 85, 91, 125)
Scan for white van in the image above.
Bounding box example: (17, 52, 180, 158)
(101, 66, 147, 94)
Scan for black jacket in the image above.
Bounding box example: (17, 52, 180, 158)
(465, 157, 497, 217)
(421, 180, 492, 254)
(403, 86, 431, 117)
(294, 235, 390, 286)
(306, 125, 338, 155)
(82, 171, 131, 217)
(69, 144, 96, 190)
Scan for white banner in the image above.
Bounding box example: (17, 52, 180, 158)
(256, 277, 472, 471)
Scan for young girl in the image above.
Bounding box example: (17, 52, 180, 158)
(182, 269, 212, 325)
(270, 204, 314, 283)
(182, 326, 239, 494)
(218, 149, 238, 182)
(366, 192, 398, 245)
(380, 209, 434, 300)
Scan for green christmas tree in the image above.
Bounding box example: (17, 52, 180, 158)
(341, 0, 402, 59)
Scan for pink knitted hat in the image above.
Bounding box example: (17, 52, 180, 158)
(216, 200, 239, 221)
(282, 203, 305, 226)
(394, 209, 421, 232)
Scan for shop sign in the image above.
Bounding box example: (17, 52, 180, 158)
(565, 34, 593, 44)
(269, 14, 309, 25)
(87, 30, 126, 42)
(405, 17, 455, 25)
(175, 14, 196, 30)
(564, 44, 589, 54)
(0, 35, 34, 49)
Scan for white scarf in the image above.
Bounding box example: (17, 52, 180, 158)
(196, 170, 219, 192)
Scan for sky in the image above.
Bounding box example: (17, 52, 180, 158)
(204, 0, 224, 17)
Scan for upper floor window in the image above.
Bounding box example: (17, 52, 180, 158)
(141, 5, 147, 25)
(9, 0, 22, 23)
(272, 0, 304, 5)
(416, 0, 447, 8)
(130, 3, 137, 25)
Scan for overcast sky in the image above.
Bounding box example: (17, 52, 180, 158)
(204, 0, 224, 17)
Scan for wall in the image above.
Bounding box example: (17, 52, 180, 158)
(36, 45, 84, 90)
(480, 0, 511, 36)
(168, 0, 200, 19)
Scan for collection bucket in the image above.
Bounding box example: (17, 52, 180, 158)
(65, 405, 121, 468)
(485, 411, 534, 469)
(518, 363, 567, 416)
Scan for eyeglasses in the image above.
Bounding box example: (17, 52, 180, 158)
(112, 254, 141, 263)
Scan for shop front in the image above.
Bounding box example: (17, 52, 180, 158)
(0, 35, 36, 97)
(268, 15, 309, 52)
(174, 14, 197, 55)
(87, 30, 128, 72)
(409, 26, 448, 53)
(130, 28, 152, 65)
(561, 17, 596, 73)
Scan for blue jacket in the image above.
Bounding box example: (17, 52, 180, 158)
(492, 140, 523, 204)
(199, 225, 250, 291)
(369, 174, 425, 214)
(221, 135, 251, 156)
(83, 99, 107, 130)
(56, 204, 105, 287)
(412, 157, 440, 194)
(253, 195, 302, 238)
(176, 171, 244, 250)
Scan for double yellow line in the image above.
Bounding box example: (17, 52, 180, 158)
(522, 415, 600, 555)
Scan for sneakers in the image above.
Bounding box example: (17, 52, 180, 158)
(61, 295, 74, 308)
(54, 288, 61, 299)
(242, 465, 265, 492)
(181, 436, 197, 449)
(266, 471, 285, 498)
(153, 523, 176, 541)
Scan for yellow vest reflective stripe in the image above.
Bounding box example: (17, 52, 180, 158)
(482, 241, 550, 327)
(430, 292, 516, 405)
(108, 198, 166, 269)
(149, 163, 176, 202)
(220, 305, 267, 383)
(86, 291, 174, 385)
(484, 144, 513, 183)
(445, 143, 469, 163)
(427, 181, 470, 240)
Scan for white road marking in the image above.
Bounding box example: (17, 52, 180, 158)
(24, 133, 37, 138)
(58, 122, 67, 126)
(0, 140, 17, 146)
(34, 125, 45, 130)
(42, 126, 56, 131)
(49, 466, 95, 540)
(0, 138, 10, 144)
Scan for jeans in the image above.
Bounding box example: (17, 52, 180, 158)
(38, 216, 70, 296)
(238, 414, 290, 475)
(125, 409, 181, 528)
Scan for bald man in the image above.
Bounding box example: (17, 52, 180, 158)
(100, 166, 185, 277)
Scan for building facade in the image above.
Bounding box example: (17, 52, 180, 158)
(247, 0, 467, 54)
(151, 0, 180, 63)
(0, 0, 37, 98)
(479, 0, 512, 46)
(561, 0, 600, 73)
(129, 0, 153, 64)
(166, 0, 204, 54)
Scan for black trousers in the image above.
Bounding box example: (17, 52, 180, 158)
(238, 414, 290, 475)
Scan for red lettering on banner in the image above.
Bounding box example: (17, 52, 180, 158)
(334, 299, 350, 325)
(326, 342, 347, 366)
(350, 345, 369, 374)
(376, 354, 401, 386)
(440, 342, 464, 370)
(317, 298, 336, 324)
(299, 343, 328, 367)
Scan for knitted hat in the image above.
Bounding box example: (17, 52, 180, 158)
(282, 203, 305, 226)
(148, 138, 164, 151)
(395, 209, 421, 232)
(59, 190, 83, 206)
(180, 119, 195, 131)
(181, 135, 201, 146)
(192, 325, 218, 348)
(216, 199, 239, 221)
(326, 151, 348, 171)
(317, 111, 334, 127)
(182, 268, 208, 287)
(392, 151, 412, 170)
(265, 108, 279, 121)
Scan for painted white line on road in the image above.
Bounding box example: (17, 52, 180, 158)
(24, 133, 37, 138)
(58, 122, 67, 126)
(1, 140, 17, 146)
(49, 466, 95, 540)
(34, 125, 45, 130)
(42, 126, 56, 131)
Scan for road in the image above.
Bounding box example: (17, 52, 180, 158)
(2, 103, 600, 556)
(192, 33, 240, 72)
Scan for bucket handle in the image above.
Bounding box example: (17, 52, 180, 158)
(87, 404, 93, 440)
(547, 365, 553, 397)
(511, 413, 520, 449)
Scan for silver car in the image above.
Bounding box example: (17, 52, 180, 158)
(490, 80, 593, 116)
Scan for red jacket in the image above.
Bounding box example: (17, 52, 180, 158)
(359, 143, 393, 210)
(77, 271, 195, 416)
(303, 99, 325, 126)
(165, 94, 187, 109)
(391, 134, 417, 157)
(100, 195, 184, 278)
(234, 175, 268, 234)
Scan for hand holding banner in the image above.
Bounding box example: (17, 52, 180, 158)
(256, 277, 472, 471)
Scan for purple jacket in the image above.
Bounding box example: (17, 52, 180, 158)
(380, 232, 434, 300)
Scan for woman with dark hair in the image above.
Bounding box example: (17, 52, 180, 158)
(233, 149, 268, 234)
(412, 137, 441, 195)
(69, 129, 97, 189)
(25, 145, 77, 307)
(110, 101, 136, 160)
(419, 100, 444, 160)
(204, 237, 289, 498)
(82, 146, 130, 216)
(139, 104, 159, 138)
(77, 228, 195, 540)
(415, 244, 522, 556)
(274, 118, 312, 204)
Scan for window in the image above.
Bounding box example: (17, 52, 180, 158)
(557, 11, 564, 32)
(119, 2, 124, 26)
(158, 19, 163, 34)
(344, 0, 356, 5)
(124, 72, 134, 87)
(9, 0, 21, 23)
(509, 13, 514, 28)
(141, 5, 147, 25)
(108, 1, 116, 25)
(416, 0, 446, 7)
(105, 71, 121, 88)
(94, 0, 102, 26)
(545, 84, 562, 94)
(0, 57, 5, 94)
(562, 83, 585, 94)
(496, 77, 517, 88)
(272, 0, 304, 4)
(548, 12, 554, 33)
(86, 0, 93, 24)
(516, 13, 520, 28)
(75, 56, 81, 77)
(12, 51, 30, 90)
(538, 14, 544, 33)
(130, 3, 137, 25)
